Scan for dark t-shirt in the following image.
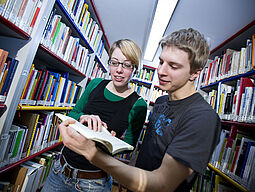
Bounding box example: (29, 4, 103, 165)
(135, 93, 221, 191)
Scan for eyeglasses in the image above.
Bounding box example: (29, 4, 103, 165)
(108, 60, 135, 70)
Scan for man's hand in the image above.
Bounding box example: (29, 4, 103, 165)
(58, 119, 98, 162)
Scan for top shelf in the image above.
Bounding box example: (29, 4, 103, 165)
(210, 19, 255, 59)
(0, 15, 30, 40)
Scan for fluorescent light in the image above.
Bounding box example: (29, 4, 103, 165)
(144, 0, 178, 61)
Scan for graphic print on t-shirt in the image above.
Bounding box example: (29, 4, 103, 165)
(154, 114, 172, 136)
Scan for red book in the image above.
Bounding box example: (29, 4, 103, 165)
(30, 3, 42, 28)
(230, 146, 240, 173)
(236, 77, 254, 115)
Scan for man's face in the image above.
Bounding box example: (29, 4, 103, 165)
(157, 46, 195, 98)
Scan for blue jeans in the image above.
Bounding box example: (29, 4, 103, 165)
(41, 159, 112, 192)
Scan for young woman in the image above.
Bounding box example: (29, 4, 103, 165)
(41, 39, 147, 192)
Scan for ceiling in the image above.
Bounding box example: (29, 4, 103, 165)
(92, 0, 255, 67)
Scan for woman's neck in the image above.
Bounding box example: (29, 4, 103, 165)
(106, 81, 133, 98)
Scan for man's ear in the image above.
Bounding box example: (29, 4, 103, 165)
(189, 68, 202, 81)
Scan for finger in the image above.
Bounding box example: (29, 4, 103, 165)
(95, 115, 102, 132)
(102, 122, 108, 129)
(87, 117, 93, 130)
(61, 119, 76, 126)
(111, 131, 116, 137)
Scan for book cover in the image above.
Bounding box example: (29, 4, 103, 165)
(55, 113, 134, 155)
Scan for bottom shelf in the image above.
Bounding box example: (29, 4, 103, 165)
(0, 142, 62, 174)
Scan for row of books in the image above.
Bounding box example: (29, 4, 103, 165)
(197, 34, 255, 88)
(0, 111, 62, 167)
(133, 67, 155, 83)
(129, 82, 150, 101)
(0, 0, 43, 35)
(192, 170, 240, 192)
(150, 86, 168, 103)
(41, 9, 92, 75)
(0, 49, 19, 103)
(0, 151, 59, 192)
(210, 126, 255, 190)
(58, 0, 107, 57)
(19, 65, 82, 107)
(89, 61, 107, 80)
(203, 77, 255, 123)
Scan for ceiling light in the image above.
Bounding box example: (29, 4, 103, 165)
(144, 0, 178, 61)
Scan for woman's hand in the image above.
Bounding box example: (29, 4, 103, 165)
(79, 115, 108, 132)
(59, 119, 98, 162)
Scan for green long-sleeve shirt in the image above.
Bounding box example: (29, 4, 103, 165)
(68, 78, 147, 146)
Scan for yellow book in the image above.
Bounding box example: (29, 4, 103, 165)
(44, 75, 53, 104)
(20, 64, 34, 99)
(78, 2, 88, 25)
(218, 93, 224, 114)
(82, 11, 90, 32)
(81, 3, 88, 24)
(26, 114, 40, 157)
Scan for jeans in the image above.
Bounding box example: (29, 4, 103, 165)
(41, 158, 112, 192)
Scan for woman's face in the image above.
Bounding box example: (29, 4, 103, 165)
(109, 47, 135, 88)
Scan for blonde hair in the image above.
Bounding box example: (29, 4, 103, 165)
(109, 39, 142, 70)
(160, 28, 210, 74)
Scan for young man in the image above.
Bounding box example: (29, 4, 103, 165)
(59, 28, 221, 192)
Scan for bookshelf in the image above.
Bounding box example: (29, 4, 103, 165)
(195, 19, 255, 191)
(0, 0, 110, 190)
(0, 15, 30, 40)
(0, 142, 62, 174)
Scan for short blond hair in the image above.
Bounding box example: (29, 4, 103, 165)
(160, 28, 210, 74)
(109, 39, 142, 70)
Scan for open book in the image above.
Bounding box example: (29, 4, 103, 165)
(55, 113, 134, 155)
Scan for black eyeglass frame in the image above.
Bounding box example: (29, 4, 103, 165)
(108, 60, 135, 70)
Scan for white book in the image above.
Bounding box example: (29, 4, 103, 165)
(8, 0, 24, 23)
(2, 0, 15, 19)
(73, 44, 82, 69)
(63, 36, 74, 61)
(55, 77, 66, 106)
(41, 111, 54, 149)
(25, 69, 38, 103)
(24, 161, 43, 192)
(18, 0, 36, 32)
(248, 88, 255, 122)
(52, 22, 65, 54)
(243, 87, 253, 122)
(20, 164, 38, 192)
(55, 113, 134, 155)
(67, 0, 75, 14)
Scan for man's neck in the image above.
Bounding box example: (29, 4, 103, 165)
(168, 84, 197, 101)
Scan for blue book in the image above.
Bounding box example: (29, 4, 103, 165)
(48, 72, 61, 106)
(60, 79, 69, 104)
(0, 58, 19, 96)
(240, 141, 255, 178)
